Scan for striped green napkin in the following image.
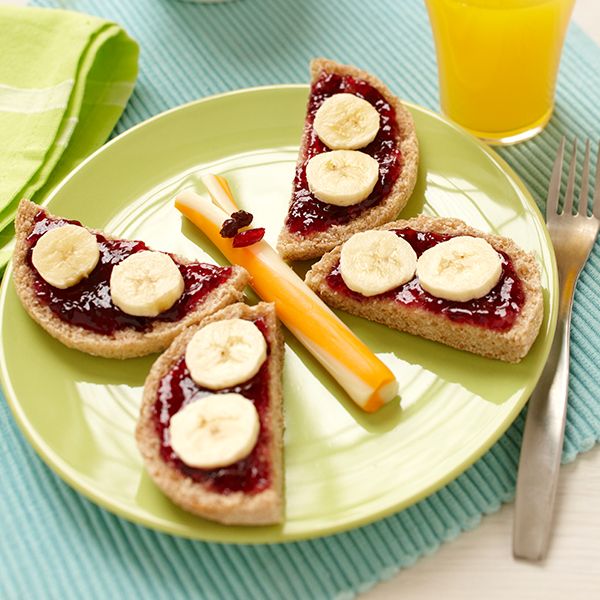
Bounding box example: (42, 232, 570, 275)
(0, 6, 138, 274)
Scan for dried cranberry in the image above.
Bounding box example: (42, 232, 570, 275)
(220, 218, 238, 238)
(233, 210, 253, 228)
(232, 227, 265, 248)
(220, 210, 254, 238)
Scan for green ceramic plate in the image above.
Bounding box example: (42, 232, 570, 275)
(0, 86, 557, 543)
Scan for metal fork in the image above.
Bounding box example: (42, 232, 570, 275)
(513, 138, 600, 561)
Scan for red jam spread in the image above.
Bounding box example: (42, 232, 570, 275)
(26, 211, 233, 336)
(153, 318, 272, 494)
(326, 229, 525, 331)
(285, 72, 402, 235)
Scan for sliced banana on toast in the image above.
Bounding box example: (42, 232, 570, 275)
(340, 230, 417, 296)
(31, 224, 100, 289)
(416, 236, 502, 302)
(110, 250, 185, 317)
(169, 393, 260, 469)
(313, 93, 380, 150)
(338, 230, 501, 301)
(185, 318, 267, 389)
(306, 150, 379, 206)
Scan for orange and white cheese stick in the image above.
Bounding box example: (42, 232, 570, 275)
(175, 176, 399, 412)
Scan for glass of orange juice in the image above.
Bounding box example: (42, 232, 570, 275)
(425, 0, 575, 144)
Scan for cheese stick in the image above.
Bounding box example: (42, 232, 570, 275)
(175, 177, 399, 412)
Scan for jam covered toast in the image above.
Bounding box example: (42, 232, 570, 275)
(277, 58, 419, 261)
(136, 302, 285, 525)
(12, 199, 249, 358)
(306, 216, 544, 362)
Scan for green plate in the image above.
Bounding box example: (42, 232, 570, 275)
(0, 86, 557, 543)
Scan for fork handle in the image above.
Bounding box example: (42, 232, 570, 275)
(513, 288, 574, 561)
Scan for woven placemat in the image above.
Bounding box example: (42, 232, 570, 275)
(2, 0, 599, 598)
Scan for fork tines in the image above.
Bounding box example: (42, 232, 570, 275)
(548, 137, 600, 220)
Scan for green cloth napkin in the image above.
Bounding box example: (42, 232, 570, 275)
(0, 6, 138, 274)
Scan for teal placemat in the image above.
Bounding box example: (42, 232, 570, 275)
(2, 0, 600, 598)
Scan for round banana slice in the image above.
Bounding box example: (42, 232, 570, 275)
(340, 230, 417, 296)
(185, 318, 267, 390)
(110, 250, 184, 317)
(32, 224, 100, 289)
(306, 150, 379, 206)
(313, 93, 380, 150)
(416, 236, 502, 302)
(169, 393, 260, 469)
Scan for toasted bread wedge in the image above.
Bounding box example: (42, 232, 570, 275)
(305, 216, 544, 362)
(277, 58, 419, 261)
(136, 302, 285, 525)
(12, 199, 249, 359)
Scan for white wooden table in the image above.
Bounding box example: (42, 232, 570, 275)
(1, 0, 598, 597)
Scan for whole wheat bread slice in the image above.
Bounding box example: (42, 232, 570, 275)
(305, 216, 544, 363)
(277, 58, 419, 261)
(12, 199, 249, 359)
(136, 301, 285, 525)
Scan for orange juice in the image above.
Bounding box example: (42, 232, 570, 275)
(425, 0, 574, 143)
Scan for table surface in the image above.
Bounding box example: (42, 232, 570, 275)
(1, 0, 599, 598)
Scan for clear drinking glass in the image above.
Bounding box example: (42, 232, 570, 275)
(425, 0, 575, 145)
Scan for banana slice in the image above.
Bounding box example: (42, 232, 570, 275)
(110, 250, 184, 317)
(340, 230, 417, 296)
(416, 236, 502, 302)
(31, 224, 100, 289)
(314, 93, 380, 150)
(306, 150, 379, 206)
(169, 393, 260, 469)
(185, 318, 267, 390)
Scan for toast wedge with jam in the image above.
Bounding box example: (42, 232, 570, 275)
(305, 216, 544, 362)
(12, 199, 248, 359)
(277, 58, 419, 261)
(136, 302, 285, 525)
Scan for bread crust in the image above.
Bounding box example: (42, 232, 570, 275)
(277, 58, 419, 261)
(305, 216, 544, 363)
(12, 199, 249, 359)
(135, 302, 285, 525)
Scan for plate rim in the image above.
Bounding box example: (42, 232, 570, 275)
(0, 84, 559, 543)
